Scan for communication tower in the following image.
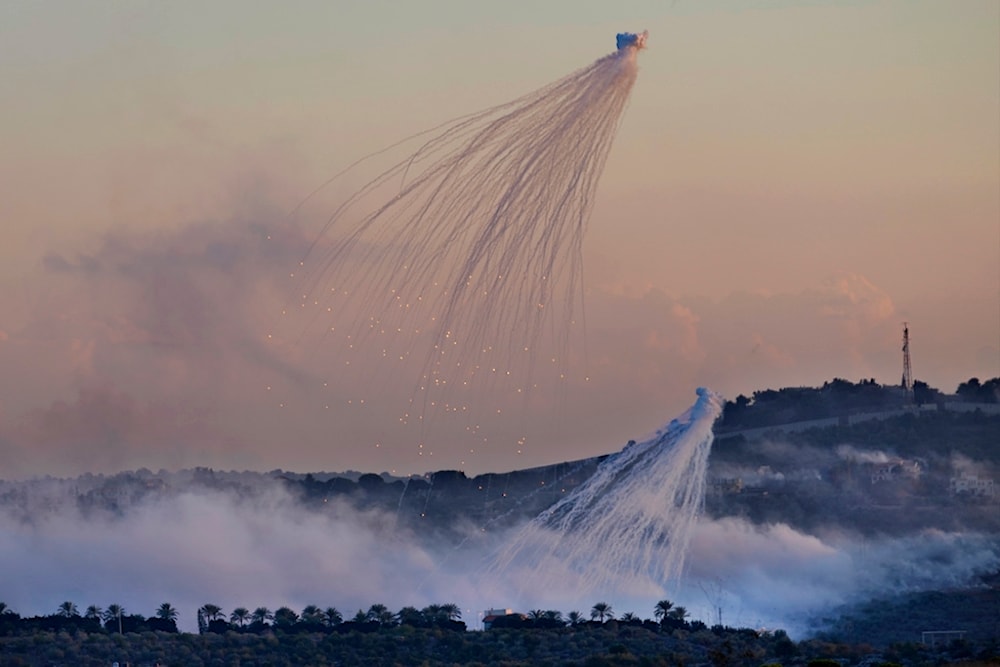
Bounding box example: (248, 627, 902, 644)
(901, 323, 913, 402)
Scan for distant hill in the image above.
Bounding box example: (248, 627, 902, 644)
(717, 376, 999, 432)
(2, 377, 996, 539)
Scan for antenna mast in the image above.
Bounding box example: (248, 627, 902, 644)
(901, 323, 913, 402)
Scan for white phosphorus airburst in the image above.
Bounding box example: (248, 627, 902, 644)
(288, 33, 647, 448)
(489, 388, 723, 596)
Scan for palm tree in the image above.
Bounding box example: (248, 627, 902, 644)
(56, 601, 79, 618)
(567, 610, 584, 626)
(351, 609, 368, 623)
(0, 602, 13, 616)
(397, 606, 423, 627)
(199, 604, 223, 622)
(230, 607, 250, 628)
(590, 601, 613, 623)
(620, 612, 640, 624)
(323, 607, 343, 628)
(669, 606, 689, 622)
(527, 609, 546, 621)
(421, 604, 442, 624)
(251, 607, 273, 625)
(441, 603, 462, 621)
(156, 603, 178, 622)
(654, 599, 674, 622)
(366, 603, 395, 627)
(104, 604, 125, 634)
(301, 604, 323, 624)
(273, 606, 299, 627)
(84, 605, 102, 621)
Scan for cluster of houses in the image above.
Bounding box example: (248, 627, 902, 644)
(709, 458, 996, 501)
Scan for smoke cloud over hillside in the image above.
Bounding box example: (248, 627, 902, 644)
(683, 519, 1000, 634)
(2, 473, 997, 636)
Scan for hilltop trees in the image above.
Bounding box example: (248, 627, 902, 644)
(251, 607, 273, 626)
(10, 597, 637, 636)
(199, 604, 223, 622)
(197, 603, 227, 634)
(146, 603, 179, 633)
(397, 606, 423, 627)
(366, 603, 396, 628)
(3, 597, 711, 639)
(56, 601, 79, 618)
(720, 376, 1000, 431)
(0, 602, 884, 667)
(301, 604, 324, 624)
(229, 607, 250, 628)
(956, 377, 1000, 403)
(659, 605, 690, 630)
(653, 600, 673, 623)
(103, 604, 125, 633)
(323, 607, 343, 628)
(590, 602, 614, 623)
(155, 603, 178, 622)
(273, 606, 300, 628)
(0, 603, 17, 635)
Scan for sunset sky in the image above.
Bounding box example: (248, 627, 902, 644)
(1, 0, 997, 478)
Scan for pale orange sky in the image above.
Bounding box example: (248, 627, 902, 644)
(0, 1, 997, 478)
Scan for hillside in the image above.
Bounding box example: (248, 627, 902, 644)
(2, 378, 996, 540)
(1, 377, 997, 650)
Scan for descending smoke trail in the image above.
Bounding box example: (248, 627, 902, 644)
(489, 389, 723, 595)
(285, 32, 647, 448)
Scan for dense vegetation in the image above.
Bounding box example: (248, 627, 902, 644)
(813, 586, 1000, 646)
(718, 377, 999, 431)
(2, 599, 996, 666)
(707, 379, 1000, 536)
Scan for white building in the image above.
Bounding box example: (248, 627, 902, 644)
(949, 475, 995, 497)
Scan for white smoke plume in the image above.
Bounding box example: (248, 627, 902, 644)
(682, 519, 1000, 635)
(836, 444, 892, 465)
(488, 388, 720, 597)
(1, 396, 997, 639)
(0, 482, 481, 632)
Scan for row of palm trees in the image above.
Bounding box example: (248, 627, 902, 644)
(522, 601, 690, 625)
(2, 601, 459, 629)
(49, 601, 177, 624)
(0, 601, 176, 636)
(197, 602, 463, 630)
(194, 600, 687, 629)
(4, 599, 689, 631)
(540, 600, 688, 625)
